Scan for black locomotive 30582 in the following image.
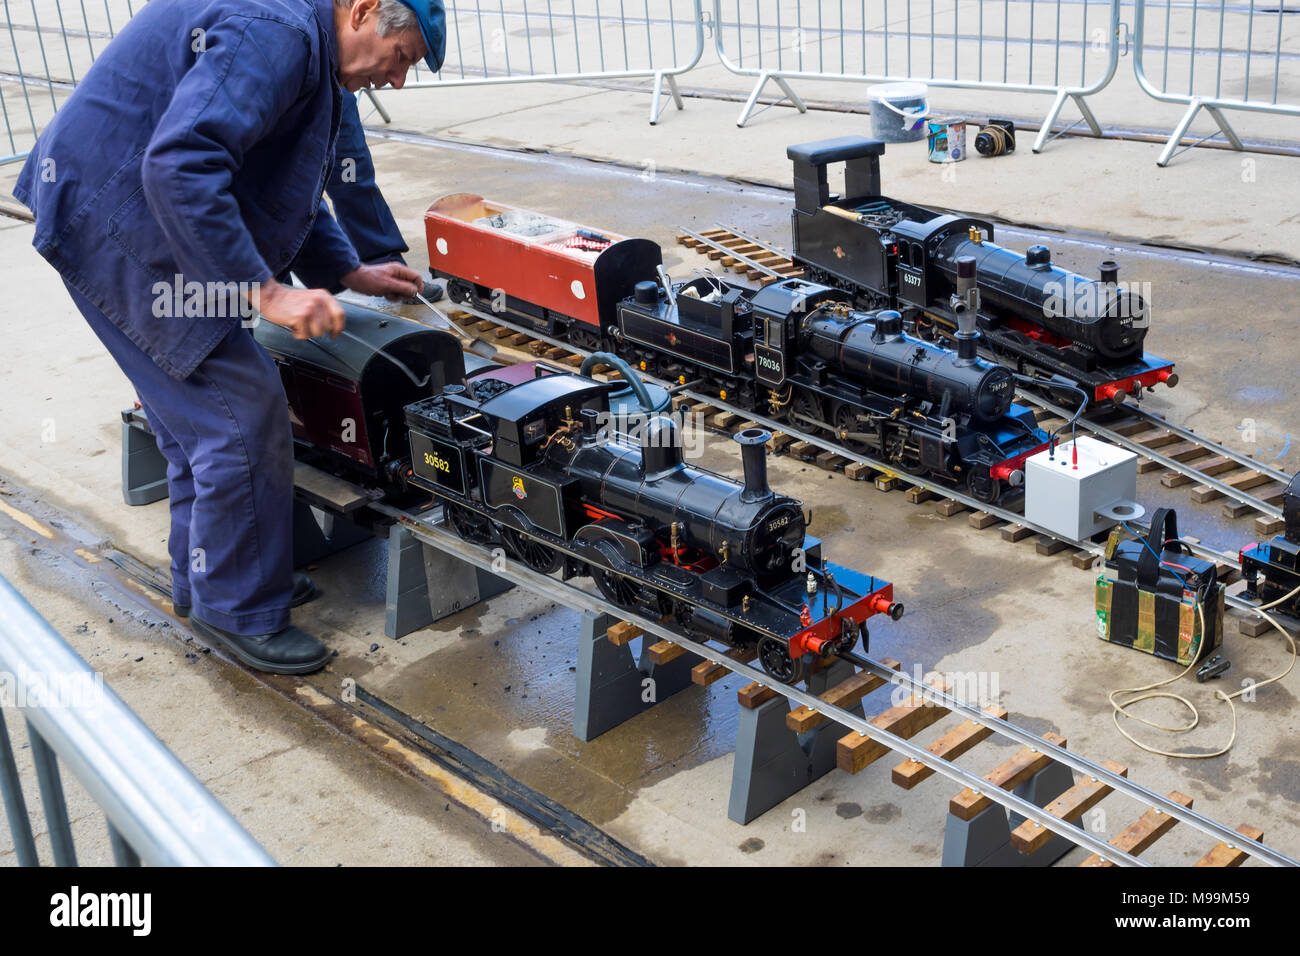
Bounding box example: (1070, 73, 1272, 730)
(407, 369, 903, 684)
(616, 272, 1050, 504)
(785, 136, 1177, 407)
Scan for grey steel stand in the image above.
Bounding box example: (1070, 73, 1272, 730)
(292, 498, 371, 568)
(573, 610, 699, 741)
(728, 659, 857, 825)
(121, 413, 169, 506)
(383, 523, 510, 640)
(941, 761, 1078, 867)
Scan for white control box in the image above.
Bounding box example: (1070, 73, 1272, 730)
(1024, 436, 1141, 540)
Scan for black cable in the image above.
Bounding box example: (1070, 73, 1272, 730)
(1015, 373, 1089, 442)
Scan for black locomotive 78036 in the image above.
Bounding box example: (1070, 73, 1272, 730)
(256, 303, 902, 685)
(616, 271, 1049, 504)
(785, 136, 1177, 406)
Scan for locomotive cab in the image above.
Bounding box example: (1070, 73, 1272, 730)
(475, 374, 612, 468)
(675, 277, 751, 340)
(891, 215, 995, 314)
(748, 278, 853, 388)
(788, 136, 960, 301)
(255, 304, 468, 490)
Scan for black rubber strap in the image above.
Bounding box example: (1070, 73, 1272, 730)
(1137, 508, 1178, 587)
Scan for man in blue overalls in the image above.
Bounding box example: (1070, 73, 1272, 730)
(15, 0, 447, 674)
(325, 92, 411, 267)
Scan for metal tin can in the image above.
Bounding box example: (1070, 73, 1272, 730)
(927, 118, 967, 163)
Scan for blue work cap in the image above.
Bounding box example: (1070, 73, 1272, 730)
(392, 0, 447, 73)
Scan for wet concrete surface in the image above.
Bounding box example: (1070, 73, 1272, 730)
(356, 135, 1300, 862)
(3, 132, 1300, 866)
(0, 495, 552, 867)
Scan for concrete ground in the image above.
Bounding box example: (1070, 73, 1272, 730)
(3, 20, 1300, 865)
(0, 527, 554, 867)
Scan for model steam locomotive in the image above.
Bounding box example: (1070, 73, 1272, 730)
(424, 195, 1050, 502)
(1240, 474, 1300, 618)
(616, 272, 1050, 503)
(784, 136, 1178, 406)
(255, 303, 902, 684)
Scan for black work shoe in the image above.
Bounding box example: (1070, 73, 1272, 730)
(174, 572, 319, 619)
(190, 615, 332, 675)
(409, 278, 444, 303)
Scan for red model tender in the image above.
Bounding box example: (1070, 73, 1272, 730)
(425, 193, 662, 351)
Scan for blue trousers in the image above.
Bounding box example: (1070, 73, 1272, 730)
(67, 284, 295, 634)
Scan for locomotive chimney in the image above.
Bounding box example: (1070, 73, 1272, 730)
(641, 415, 684, 476)
(953, 256, 980, 365)
(734, 428, 773, 502)
(1099, 260, 1119, 285)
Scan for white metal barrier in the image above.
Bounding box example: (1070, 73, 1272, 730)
(710, 0, 1126, 151)
(399, 0, 709, 123)
(1, 2, 1296, 166)
(0, 573, 273, 866)
(0, 0, 137, 165)
(1133, 0, 1300, 165)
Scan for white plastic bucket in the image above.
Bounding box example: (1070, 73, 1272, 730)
(867, 82, 929, 143)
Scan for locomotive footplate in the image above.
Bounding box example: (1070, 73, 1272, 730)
(969, 324, 1177, 405)
(401, 474, 901, 684)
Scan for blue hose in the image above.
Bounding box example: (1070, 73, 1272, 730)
(579, 352, 665, 413)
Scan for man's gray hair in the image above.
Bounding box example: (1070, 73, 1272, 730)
(334, 0, 420, 38)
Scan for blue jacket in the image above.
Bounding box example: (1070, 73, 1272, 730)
(14, 0, 360, 379)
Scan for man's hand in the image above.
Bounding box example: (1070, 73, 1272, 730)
(250, 278, 345, 340)
(341, 261, 422, 301)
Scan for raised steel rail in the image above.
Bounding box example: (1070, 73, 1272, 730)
(677, 226, 789, 280)
(370, 501, 1298, 867)
(713, 222, 792, 258)
(1123, 402, 1291, 486)
(0, 573, 273, 866)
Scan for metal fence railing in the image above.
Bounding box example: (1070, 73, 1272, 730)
(1134, 0, 1300, 165)
(1, 2, 1296, 168)
(398, 0, 708, 123)
(0, 573, 273, 866)
(710, 0, 1126, 150)
(0, 0, 138, 165)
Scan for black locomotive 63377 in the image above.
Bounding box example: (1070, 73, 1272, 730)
(404, 358, 903, 684)
(616, 271, 1050, 504)
(785, 136, 1177, 406)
